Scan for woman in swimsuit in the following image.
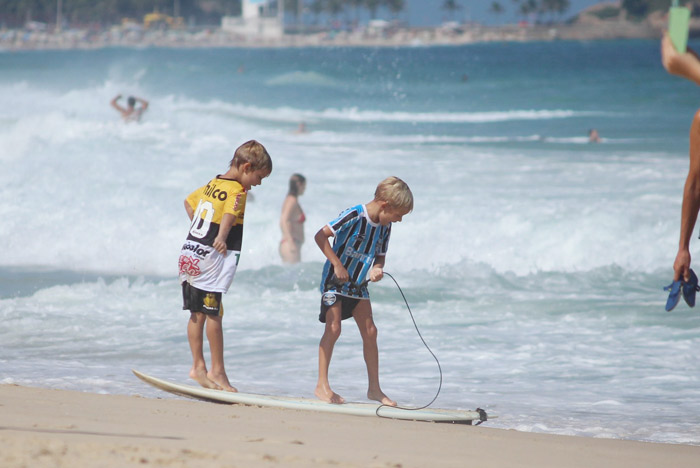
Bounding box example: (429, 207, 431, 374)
(279, 173, 306, 264)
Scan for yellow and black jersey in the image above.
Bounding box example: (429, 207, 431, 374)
(179, 177, 247, 293)
(185, 177, 247, 251)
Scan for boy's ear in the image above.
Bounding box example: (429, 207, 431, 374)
(240, 162, 253, 173)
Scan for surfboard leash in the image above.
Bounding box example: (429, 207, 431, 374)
(374, 272, 443, 418)
(334, 273, 487, 425)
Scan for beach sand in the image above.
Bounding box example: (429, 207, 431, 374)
(1, 384, 699, 467)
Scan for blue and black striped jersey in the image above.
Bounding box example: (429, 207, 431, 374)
(320, 204, 391, 299)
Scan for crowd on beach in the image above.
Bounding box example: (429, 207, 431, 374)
(0, 23, 527, 50)
(0, 19, 674, 51)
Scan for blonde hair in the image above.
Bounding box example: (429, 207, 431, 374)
(230, 140, 273, 173)
(375, 176, 413, 213)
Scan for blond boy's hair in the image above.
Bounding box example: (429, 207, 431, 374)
(375, 176, 413, 213)
(230, 140, 273, 173)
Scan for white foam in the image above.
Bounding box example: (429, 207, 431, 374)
(0, 81, 685, 276)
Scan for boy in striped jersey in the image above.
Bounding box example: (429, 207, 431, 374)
(314, 177, 413, 405)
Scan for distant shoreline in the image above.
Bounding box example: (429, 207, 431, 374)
(0, 22, 670, 52)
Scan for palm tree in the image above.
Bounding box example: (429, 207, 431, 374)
(284, 0, 302, 24)
(540, 0, 570, 21)
(308, 0, 324, 24)
(442, 0, 462, 22)
(516, 0, 538, 19)
(385, 0, 404, 19)
(347, 0, 363, 24)
(326, 0, 344, 21)
(365, 0, 382, 19)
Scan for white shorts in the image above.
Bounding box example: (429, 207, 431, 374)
(178, 240, 240, 293)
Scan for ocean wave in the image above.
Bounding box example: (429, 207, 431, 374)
(270, 130, 648, 147)
(265, 70, 340, 88)
(315, 108, 591, 123)
(161, 97, 596, 125)
(0, 79, 600, 129)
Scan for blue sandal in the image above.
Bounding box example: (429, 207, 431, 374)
(682, 269, 700, 307)
(664, 280, 682, 312)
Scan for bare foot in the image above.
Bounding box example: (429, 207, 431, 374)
(368, 390, 396, 407)
(315, 384, 345, 404)
(189, 367, 220, 390)
(207, 371, 237, 392)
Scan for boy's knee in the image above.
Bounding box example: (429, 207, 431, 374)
(325, 321, 342, 339)
(364, 323, 378, 341)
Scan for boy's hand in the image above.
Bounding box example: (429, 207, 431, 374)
(369, 266, 384, 282)
(333, 264, 350, 283)
(213, 237, 227, 255)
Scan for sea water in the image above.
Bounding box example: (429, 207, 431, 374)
(1, 40, 699, 445)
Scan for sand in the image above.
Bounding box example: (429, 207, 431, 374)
(1, 384, 699, 468)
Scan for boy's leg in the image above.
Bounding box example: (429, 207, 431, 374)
(353, 301, 397, 407)
(187, 312, 220, 389)
(205, 314, 237, 392)
(315, 303, 345, 404)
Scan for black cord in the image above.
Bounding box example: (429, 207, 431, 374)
(375, 272, 443, 417)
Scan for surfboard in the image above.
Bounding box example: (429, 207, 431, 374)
(132, 370, 488, 424)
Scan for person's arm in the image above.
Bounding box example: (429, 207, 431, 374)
(369, 255, 385, 282)
(184, 199, 194, 220)
(662, 32, 700, 86)
(110, 95, 127, 114)
(280, 196, 297, 243)
(674, 114, 700, 281)
(315, 225, 348, 282)
(136, 96, 149, 111)
(212, 213, 234, 255)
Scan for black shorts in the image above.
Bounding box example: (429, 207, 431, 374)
(182, 281, 223, 317)
(319, 292, 362, 323)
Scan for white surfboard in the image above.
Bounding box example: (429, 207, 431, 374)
(132, 370, 488, 424)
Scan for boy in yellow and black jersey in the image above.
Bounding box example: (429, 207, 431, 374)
(179, 140, 272, 392)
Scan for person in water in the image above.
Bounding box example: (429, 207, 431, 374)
(314, 176, 413, 406)
(295, 122, 308, 134)
(662, 32, 700, 284)
(111, 94, 149, 122)
(588, 128, 601, 143)
(279, 173, 306, 264)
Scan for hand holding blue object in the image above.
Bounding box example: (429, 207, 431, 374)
(682, 269, 700, 307)
(664, 268, 700, 311)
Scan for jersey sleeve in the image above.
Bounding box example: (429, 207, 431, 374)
(223, 188, 247, 219)
(327, 206, 360, 236)
(185, 186, 205, 210)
